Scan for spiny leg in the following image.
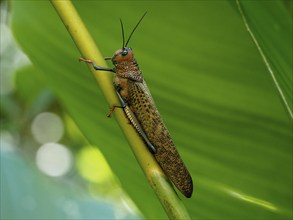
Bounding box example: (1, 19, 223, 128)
(124, 106, 156, 154)
(108, 87, 156, 154)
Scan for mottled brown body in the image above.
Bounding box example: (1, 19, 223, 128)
(79, 13, 193, 197)
(112, 48, 193, 198)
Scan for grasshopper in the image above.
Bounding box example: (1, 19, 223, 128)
(80, 12, 193, 198)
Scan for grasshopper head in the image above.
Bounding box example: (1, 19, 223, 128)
(111, 47, 134, 64)
(112, 12, 146, 66)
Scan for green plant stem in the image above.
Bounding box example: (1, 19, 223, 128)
(50, 1, 191, 219)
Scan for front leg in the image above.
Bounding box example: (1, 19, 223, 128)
(79, 58, 115, 72)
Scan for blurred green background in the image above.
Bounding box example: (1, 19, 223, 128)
(1, 0, 292, 219)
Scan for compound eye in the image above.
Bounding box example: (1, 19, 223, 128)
(121, 49, 128, 56)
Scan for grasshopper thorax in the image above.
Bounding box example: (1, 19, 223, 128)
(111, 47, 142, 82)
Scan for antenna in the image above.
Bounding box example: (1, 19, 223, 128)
(124, 11, 147, 47)
(120, 18, 125, 49)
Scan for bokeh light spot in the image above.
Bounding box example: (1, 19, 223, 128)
(76, 146, 112, 183)
(31, 112, 64, 144)
(36, 143, 73, 177)
(0, 130, 18, 152)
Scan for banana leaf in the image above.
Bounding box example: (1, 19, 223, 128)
(9, 1, 292, 219)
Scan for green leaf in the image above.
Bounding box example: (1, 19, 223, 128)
(10, 1, 292, 219)
(237, 0, 293, 120)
